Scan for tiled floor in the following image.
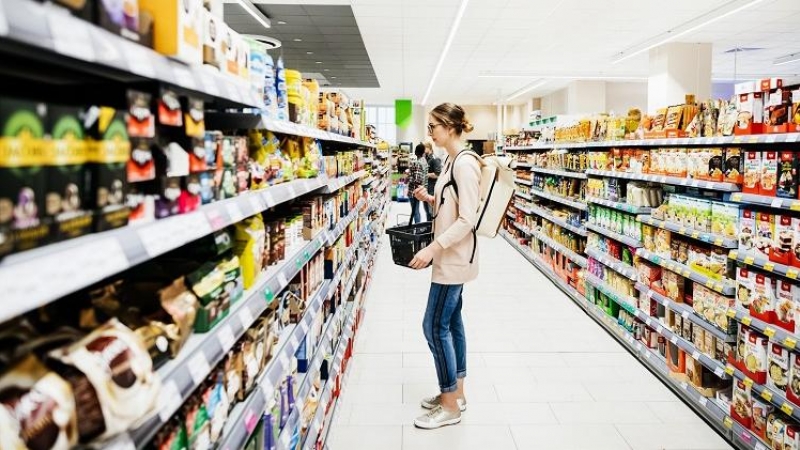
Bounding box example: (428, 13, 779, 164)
(328, 203, 734, 450)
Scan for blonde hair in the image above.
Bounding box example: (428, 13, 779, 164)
(431, 103, 474, 135)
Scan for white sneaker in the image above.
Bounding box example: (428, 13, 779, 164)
(420, 395, 467, 412)
(414, 405, 462, 430)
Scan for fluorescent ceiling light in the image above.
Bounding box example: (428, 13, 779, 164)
(478, 72, 647, 81)
(505, 80, 547, 102)
(612, 0, 764, 64)
(775, 53, 800, 66)
(421, 0, 470, 105)
(234, 0, 271, 29)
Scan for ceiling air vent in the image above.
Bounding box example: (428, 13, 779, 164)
(723, 47, 764, 53)
(242, 35, 282, 50)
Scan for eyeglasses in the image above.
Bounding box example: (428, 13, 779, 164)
(427, 123, 443, 134)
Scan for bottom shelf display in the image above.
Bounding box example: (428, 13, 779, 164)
(501, 230, 796, 450)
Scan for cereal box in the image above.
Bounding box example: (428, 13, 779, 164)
(761, 151, 779, 197)
(736, 266, 755, 310)
(755, 212, 775, 259)
(751, 272, 776, 324)
(768, 342, 790, 392)
(743, 151, 761, 194)
(776, 280, 798, 333)
(739, 209, 756, 254)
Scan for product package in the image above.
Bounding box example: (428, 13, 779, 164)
(736, 266, 755, 311)
(788, 352, 800, 406)
(751, 272, 776, 324)
(138, 0, 203, 65)
(773, 214, 795, 265)
(743, 151, 761, 194)
(732, 379, 753, 428)
(761, 151, 779, 197)
(768, 342, 790, 392)
(739, 209, 756, 254)
(755, 212, 775, 259)
(778, 151, 798, 199)
(84, 107, 131, 232)
(777, 280, 800, 333)
(48, 319, 160, 442)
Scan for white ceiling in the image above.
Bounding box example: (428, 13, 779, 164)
(250, 0, 800, 105)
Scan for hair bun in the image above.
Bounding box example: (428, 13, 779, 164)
(462, 120, 474, 133)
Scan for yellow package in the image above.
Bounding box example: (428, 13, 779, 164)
(234, 215, 265, 289)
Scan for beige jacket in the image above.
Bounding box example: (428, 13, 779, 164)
(432, 150, 481, 285)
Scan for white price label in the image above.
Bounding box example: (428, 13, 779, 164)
(277, 272, 289, 287)
(262, 191, 276, 207)
(224, 83, 239, 102)
(699, 397, 709, 407)
(188, 353, 212, 385)
(766, 135, 778, 144)
(197, 71, 220, 96)
(227, 203, 245, 223)
(157, 381, 182, 422)
(682, 310, 690, 320)
(124, 42, 155, 78)
(249, 196, 264, 214)
(287, 185, 298, 198)
(636, 343, 643, 352)
(670, 335, 678, 344)
(789, 134, 800, 143)
(172, 65, 197, 89)
(217, 325, 236, 351)
(290, 334, 301, 349)
(714, 367, 724, 378)
(238, 307, 255, 328)
(48, 9, 96, 61)
(656, 325, 664, 334)
(772, 198, 784, 208)
(645, 318, 652, 326)
(281, 431, 291, 447)
(680, 381, 689, 390)
(279, 352, 291, 371)
(260, 381, 275, 401)
(691, 351, 701, 361)
(645, 351, 652, 359)
(647, 290, 655, 299)
(301, 320, 310, 334)
(691, 181, 699, 188)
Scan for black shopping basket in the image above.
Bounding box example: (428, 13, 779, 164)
(386, 221, 433, 268)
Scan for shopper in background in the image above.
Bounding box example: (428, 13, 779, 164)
(409, 103, 480, 430)
(423, 142, 441, 221)
(407, 144, 428, 225)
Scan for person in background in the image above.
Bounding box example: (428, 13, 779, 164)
(424, 142, 441, 221)
(410, 102, 479, 430)
(407, 144, 428, 225)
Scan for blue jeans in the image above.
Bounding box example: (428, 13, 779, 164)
(409, 197, 422, 224)
(423, 283, 466, 393)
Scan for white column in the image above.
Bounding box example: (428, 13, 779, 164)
(567, 81, 607, 115)
(648, 42, 712, 114)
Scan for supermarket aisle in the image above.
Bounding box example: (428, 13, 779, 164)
(327, 203, 734, 450)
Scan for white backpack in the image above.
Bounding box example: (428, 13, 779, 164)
(440, 150, 516, 261)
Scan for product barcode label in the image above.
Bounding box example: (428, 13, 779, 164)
(157, 381, 182, 422)
(772, 198, 784, 208)
(277, 272, 288, 287)
(670, 335, 678, 344)
(290, 334, 300, 349)
(217, 325, 236, 351)
(682, 310, 690, 320)
(656, 326, 664, 334)
(691, 351, 701, 361)
(698, 397, 708, 407)
(188, 353, 212, 385)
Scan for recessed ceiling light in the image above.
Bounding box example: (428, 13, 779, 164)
(421, 0, 470, 105)
(324, 69, 330, 72)
(775, 52, 800, 66)
(307, 51, 313, 55)
(277, 21, 287, 25)
(331, 76, 337, 79)
(316, 61, 323, 64)
(294, 38, 302, 42)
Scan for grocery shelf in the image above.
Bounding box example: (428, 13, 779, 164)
(530, 189, 589, 211)
(515, 192, 533, 201)
(638, 215, 739, 249)
(636, 248, 736, 295)
(729, 249, 800, 281)
(127, 238, 330, 447)
(524, 204, 588, 236)
(0, 176, 329, 324)
(530, 167, 588, 179)
(725, 363, 800, 425)
(725, 307, 800, 351)
(725, 192, 800, 211)
(318, 170, 369, 194)
(512, 221, 534, 236)
(635, 283, 736, 342)
(378, 166, 390, 175)
(0, 0, 259, 108)
(586, 170, 741, 192)
(261, 117, 376, 148)
(515, 162, 533, 169)
(586, 196, 652, 215)
(584, 273, 640, 314)
(585, 223, 643, 248)
(585, 247, 637, 280)
(534, 233, 588, 268)
(506, 211, 516, 219)
(731, 420, 772, 450)
(505, 133, 800, 150)
(514, 177, 534, 186)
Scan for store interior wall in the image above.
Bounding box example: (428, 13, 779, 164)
(462, 105, 498, 140)
(605, 82, 649, 115)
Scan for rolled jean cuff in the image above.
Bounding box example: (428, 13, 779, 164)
(457, 371, 467, 379)
(440, 382, 458, 393)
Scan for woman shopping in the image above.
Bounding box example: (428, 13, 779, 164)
(409, 103, 480, 430)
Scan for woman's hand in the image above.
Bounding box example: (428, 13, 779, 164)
(409, 242, 441, 269)
(412, 187, 433, 204)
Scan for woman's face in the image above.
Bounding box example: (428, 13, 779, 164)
(427, 115, 451, 147)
